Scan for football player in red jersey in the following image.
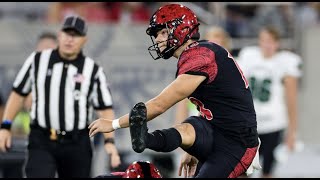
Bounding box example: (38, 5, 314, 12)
(89, 3, 261, 178)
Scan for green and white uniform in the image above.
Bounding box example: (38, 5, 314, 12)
(237, 46, 302, 134)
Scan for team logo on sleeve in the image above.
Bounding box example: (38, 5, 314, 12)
(73, 73, 84, 83)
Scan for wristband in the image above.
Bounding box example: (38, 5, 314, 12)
(104, 138, 115, 144)
(0, 120, 12, 130)
(112, 119, 121, 130)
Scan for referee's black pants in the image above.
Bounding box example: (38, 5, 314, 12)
(25, 125, 93, 178)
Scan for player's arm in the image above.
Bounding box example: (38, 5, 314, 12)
(118, 74, 206, 129)
(282, 52, 302, 151)
(174, 98, 190, 125)
(283, 75, 298, 151)
(89, 74, 207, 137)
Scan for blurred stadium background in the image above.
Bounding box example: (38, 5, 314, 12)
(0, 2, 319, 178)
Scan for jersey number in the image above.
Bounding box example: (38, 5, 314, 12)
(249, 77, 272, 102)
(189, 97, 213, 120)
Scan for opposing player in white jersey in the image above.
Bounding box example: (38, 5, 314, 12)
(237, 26, 302, 178)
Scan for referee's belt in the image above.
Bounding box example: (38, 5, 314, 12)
(31, 124, 88, 141)
(49, 128, 88, 141)
(50, 129, 72, 141)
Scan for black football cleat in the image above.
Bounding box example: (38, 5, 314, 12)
(129, 102, 148, 153)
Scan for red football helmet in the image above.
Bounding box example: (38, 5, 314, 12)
(146, 3, 200, 60)
(122, 161, 162, 178)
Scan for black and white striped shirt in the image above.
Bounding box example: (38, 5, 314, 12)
(13, 48, 113, 131)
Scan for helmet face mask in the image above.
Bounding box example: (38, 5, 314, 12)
(147, 22, 180, 60)
(146, 4, 200, 60)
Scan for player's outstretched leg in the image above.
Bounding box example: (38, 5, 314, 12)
(129, 102, 148, 153)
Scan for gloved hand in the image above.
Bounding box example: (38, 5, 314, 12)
(246, 138, 262, 176)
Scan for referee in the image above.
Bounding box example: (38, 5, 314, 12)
(0, 16, 121, 178)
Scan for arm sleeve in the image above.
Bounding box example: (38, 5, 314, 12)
(91, 67, 113, 110)
(12, 52, 36, 96)
(177, 47, 218, 84)
(284, 53, 303, 78)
